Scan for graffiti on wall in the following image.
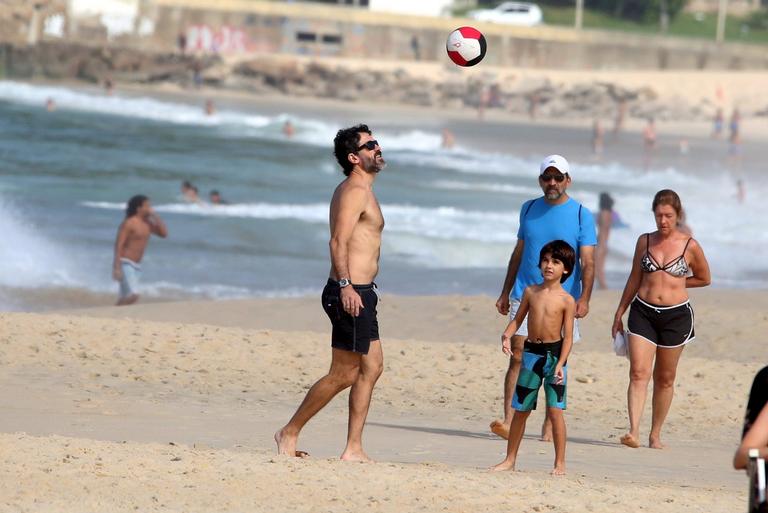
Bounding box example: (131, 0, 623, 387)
(186, 25, 252, 54)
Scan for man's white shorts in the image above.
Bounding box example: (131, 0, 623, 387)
(509, 298, 581, 342)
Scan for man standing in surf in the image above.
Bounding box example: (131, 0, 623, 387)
(112, 195, 168, 306)
(276, 124, 386, 462)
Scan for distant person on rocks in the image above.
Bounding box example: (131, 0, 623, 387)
(112, 195, 168, 306)
(410, 35, 421, 61)
(177, 32, 187, 54)
(45, 97, 56, 112)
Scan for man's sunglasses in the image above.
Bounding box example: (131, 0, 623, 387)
(356, 140, 379, 151)
(539, 173, 566, 183)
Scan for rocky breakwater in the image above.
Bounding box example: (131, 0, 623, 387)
(0, 42, 760, 122)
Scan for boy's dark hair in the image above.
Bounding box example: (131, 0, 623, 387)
(333, 124, 371, 176)
(539, 240, 576, 283)
(126, 195, 148, 218)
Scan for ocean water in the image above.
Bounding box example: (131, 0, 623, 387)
(0, 81, 762, 310)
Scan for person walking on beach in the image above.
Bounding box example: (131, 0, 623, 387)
(491, 240, 576, 476)
(596, 192, 615, 290)
(112, 195, 168, 306)
(611, 190, 710, 449)
(492, 155, 596, 442)
(275, 124, 386, 462)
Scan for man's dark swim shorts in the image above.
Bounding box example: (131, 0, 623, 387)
(321, 279, 380, 355)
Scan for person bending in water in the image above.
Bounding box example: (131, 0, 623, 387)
(491, 240, 576, 476)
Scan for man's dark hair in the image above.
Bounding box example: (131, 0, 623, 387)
(210, 190, 220, 196)
(333, 124, 371, 176)
(539, 240, 576, 283)
(126, 195, 148, 218)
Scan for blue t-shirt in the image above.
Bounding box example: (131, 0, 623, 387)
(511, 197, 597, 301)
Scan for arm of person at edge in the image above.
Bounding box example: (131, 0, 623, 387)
(501, 286, 530, 355)
(684, 238, 711, 288)
(496, 239, 524, 315)
(112, 221, 129, 281)
(329, 186, 367, 317)
(611, 235, 645, 338)
(576, 245, 595, 318)
(554, 296, 576, 385)
(734, 403, 768, 470)
(147, 209, 168, 238)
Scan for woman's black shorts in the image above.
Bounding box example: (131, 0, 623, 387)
(321, 279, 380, 355)
(627, 296, 694, 348)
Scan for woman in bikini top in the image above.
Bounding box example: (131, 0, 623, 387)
(639, 233, 691, 278)
(610, 189, 711, 450)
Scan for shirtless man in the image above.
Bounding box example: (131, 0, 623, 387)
(112, 195, 168, 306)
(275, 124, 386, 462)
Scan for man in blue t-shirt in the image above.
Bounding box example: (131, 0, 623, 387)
(490, 154, 597, 441)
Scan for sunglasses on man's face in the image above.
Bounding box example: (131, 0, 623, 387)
(539, 173, 566, 183)
(356, 140, 379, 151)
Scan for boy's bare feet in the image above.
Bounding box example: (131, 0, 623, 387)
(489, 459, 516, 472)
(551, 465, 566, 476)
(490, 419, 510, 440)
(649, 435, 665, 449)
(340, 449, 374, 463)
(620, 433, 641, 448)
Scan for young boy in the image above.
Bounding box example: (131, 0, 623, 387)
(490, 240, 576, 475)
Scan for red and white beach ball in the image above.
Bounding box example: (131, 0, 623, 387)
(446, 26, 487, 67)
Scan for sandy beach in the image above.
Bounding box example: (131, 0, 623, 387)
(1, 289, 763, 511)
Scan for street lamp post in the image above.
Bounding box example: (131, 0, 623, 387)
(575, 0, 584, 30)
(716, 0, 728, 43)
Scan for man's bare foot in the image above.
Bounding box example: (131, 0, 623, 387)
(620, 433, 641, 448)
(340, 449, 373, 463)
(540, 428, 553, 442)
(274, 428, 298, 456)
(489, 459, 516, 472)
(490, 419, 510, 440)
(551, 465, 566, 476)
(649, 435, 665, 449)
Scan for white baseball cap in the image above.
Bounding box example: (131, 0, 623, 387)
(539, 154, 570, 176)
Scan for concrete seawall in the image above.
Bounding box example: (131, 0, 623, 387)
(142, 0, 768, 70)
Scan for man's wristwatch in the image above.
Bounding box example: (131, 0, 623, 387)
(338, 278, 351, 288)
